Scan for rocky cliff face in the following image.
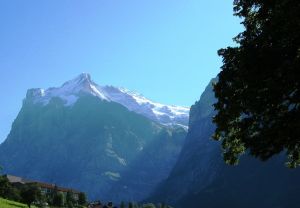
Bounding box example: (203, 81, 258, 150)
(148, 78, 300, 208)
(0, 74, 187, 201)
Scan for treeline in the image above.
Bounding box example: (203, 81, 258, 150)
(120, 202, 173, 208)
(88, 200, 172, 208)
(0, 175, 87, 208)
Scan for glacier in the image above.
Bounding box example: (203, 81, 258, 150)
(26, 73, 190, 127)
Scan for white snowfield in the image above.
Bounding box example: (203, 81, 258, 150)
(27, 73, 190, 127)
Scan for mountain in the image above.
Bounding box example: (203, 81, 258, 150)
(148, 78, 300, 208)
(28, 73, 189, 127)
(0, 73, 188, 201)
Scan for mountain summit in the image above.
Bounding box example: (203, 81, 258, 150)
(27, 73, 189, 127)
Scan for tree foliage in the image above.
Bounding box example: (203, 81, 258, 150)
(142, 203, 156, 208)
(20, 184, 42, 208)
(52, 192, 64, 207)
(0, 176, 20, 201)
(213, 0, 300, 167)
(78, 192, 87, 206)
(49, 186, 64, 207)
(0, 176, 12, 198)
(66, 191, 76, 207)
(120, 201, 126, 208)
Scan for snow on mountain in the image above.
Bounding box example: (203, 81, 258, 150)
(27, 73, 190, 126)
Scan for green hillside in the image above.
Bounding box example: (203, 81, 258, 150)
(0, 198, 37, 208)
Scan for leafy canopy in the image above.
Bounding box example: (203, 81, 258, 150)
(213, 0, 300, 168)
(78, 192, 87, 206)
(20, 184, 41, 208)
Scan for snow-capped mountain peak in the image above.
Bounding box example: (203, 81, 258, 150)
(27, 73, 190, 126)
(60, 73, 108, 99)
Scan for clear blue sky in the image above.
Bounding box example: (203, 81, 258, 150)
(0, 0, 242, 143)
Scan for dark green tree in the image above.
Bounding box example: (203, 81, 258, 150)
(0, 176, 11, 198)
(66, 191, 76, 207)
(158, 203, 167, 208)
(142, 203, 156, 208)
(47, 185, 57, 205)
(52, 192, 64, 207)
(213, 0, 300, 167)
(78, 192, 87, 206)
(0, 171, 21, 201)
(120, 201, 126, 208)
(6, 187, 21, 202)
(128, 202, 134, 208)
(0, 176, 20, 201)
(20, 184, 42, 208)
